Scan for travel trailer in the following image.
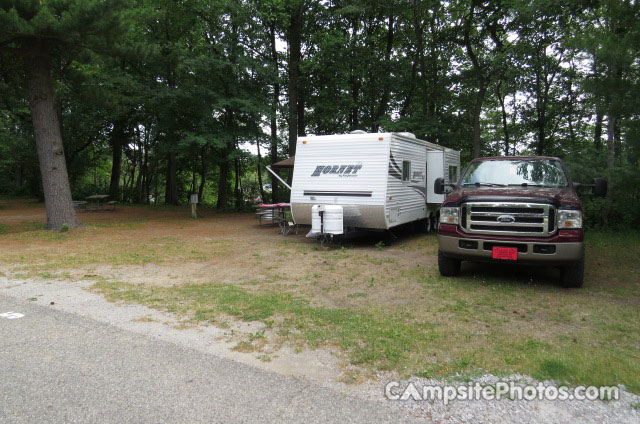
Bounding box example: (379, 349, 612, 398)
(283, 131, 460, 239)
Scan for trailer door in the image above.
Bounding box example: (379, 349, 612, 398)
(426, 150, 445, 204)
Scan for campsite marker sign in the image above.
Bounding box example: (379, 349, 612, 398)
(190, 193, 199, 219)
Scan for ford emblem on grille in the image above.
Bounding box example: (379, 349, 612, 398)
(497, 215, 516, 223)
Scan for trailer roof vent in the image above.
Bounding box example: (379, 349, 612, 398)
(398, 132, 416, 138)
(349, 130, 366, 134)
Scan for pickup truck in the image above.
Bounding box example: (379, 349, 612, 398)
(434, 156, 606, 287)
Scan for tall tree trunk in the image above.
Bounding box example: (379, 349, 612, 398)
(373, 15, 395, 132)
(134, 128, 144, 203)
(349, 79, 360, 130)
(412, 7, 429, 117)
(25, 41, 80, 230)
(462, 3, 487, 158)
(287, 3, 303, 157)
(14, 165, 23, 187)
(269, 23, 280, 203)
(141, 141, 149, 203)
(234, 150, 242, 209)
(399, 60, 417, 118)
(603, 114, 616, 224)
(496, 82, 510, 156)
(216, 161, 230, 209)
(153, 159, 159, 205)
(256, 140, 265, 202)
(471, 83, 487, 158)
(297, 94, 305, 136)
(198, 150, 207, 203)
(536, 113, 546, 156)
(594, 113, 603, 150)
(191, 158, 197, 198)
(109, 126, 127, 201)
(165, 151, 178, 205)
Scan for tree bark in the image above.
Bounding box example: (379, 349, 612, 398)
(535, 116, 546, 156)
(234, 142, 242, 209)
(134, 128, 144, 203)
(287, 2, 303, 157)
(462, 3, 487, 158)
(198, 150, 207, 203)
(256, 140, 265, 202)
(108, 124, 127, 201)
(297, 93, 305, 136)
(373, 16, 395, 132)
(140, 128, 149, 203)
(594, 113, 603, 150)
(413, 7, 429, 117)
(269, 23, 280, 203)
(216, 160, 230, 209)
(496, 81, 510, 156)
(603, 114, 616, 224)
(165, 151, 178, 205)
(25, 41, 81, 230)
(471, 83, 487, 158)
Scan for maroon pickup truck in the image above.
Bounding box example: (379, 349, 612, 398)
(434, 156, 606, 287)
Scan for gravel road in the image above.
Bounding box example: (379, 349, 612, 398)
(0, 293, 419, 423)
(1, 277, 638, 423)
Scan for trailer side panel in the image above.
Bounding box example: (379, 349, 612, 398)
(385, 135, 429, 228)
(290, 134, 390, 228)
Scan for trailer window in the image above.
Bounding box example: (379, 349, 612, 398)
(402, 161, 411, 181)
(449, 166, 458, 183)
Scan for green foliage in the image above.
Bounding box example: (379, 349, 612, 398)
(0, 0, 127, 49)
(0, 0, 639, 224)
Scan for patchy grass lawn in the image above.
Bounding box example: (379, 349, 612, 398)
(1, 197, 639, 392)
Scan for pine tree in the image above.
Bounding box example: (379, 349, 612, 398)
(0, 0, 126, 229)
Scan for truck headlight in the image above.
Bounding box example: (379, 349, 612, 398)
(557, 209, 583, 229)
(439, 207, 460, 225)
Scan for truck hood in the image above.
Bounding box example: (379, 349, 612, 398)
(442, 186, 581, 209)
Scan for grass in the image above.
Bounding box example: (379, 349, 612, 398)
(0, 223, 233, 273)
(93, 280, 442, 372)
(93, 243, 640, 393)
(1, 199, 638, 392)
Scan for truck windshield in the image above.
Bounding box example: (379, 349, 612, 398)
(460, 159, 569, 188)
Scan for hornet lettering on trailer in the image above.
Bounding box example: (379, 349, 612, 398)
(311, 164, 362, 177)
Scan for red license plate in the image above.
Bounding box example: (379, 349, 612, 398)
(492, 246, 518, 260)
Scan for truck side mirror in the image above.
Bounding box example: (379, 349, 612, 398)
(593, 178, 607, 197)
(434, 177, 444, 195)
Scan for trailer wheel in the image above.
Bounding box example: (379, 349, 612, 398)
(560, 258, 584, 288)
(438, 250, 461, 276)
(381, 230, 396, 246)
(419, 217, 432, 233)
(432, 214, 439, 232)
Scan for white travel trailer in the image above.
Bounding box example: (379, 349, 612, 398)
(285, 131, 460, 238)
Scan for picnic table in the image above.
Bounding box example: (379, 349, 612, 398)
(85, 195, 116, 211)
(255, 203, 296, 234)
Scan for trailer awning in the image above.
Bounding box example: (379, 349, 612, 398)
(271, 157, 295, 169)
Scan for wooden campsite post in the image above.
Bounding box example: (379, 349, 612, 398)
(190, 193, 198, 219)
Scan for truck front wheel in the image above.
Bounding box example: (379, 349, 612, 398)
(438, 250, 461, 276)
(561, 259, 585, 288)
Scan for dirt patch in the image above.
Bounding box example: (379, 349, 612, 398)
(1, 198, 639, 395)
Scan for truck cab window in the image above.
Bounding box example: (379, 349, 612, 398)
(402, 161, 411, 181)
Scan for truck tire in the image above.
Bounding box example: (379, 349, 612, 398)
(561, 259, 585, 288)
(438, 250, 461, 277)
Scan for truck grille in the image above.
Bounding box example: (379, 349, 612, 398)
(462, 202, 555, 237)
